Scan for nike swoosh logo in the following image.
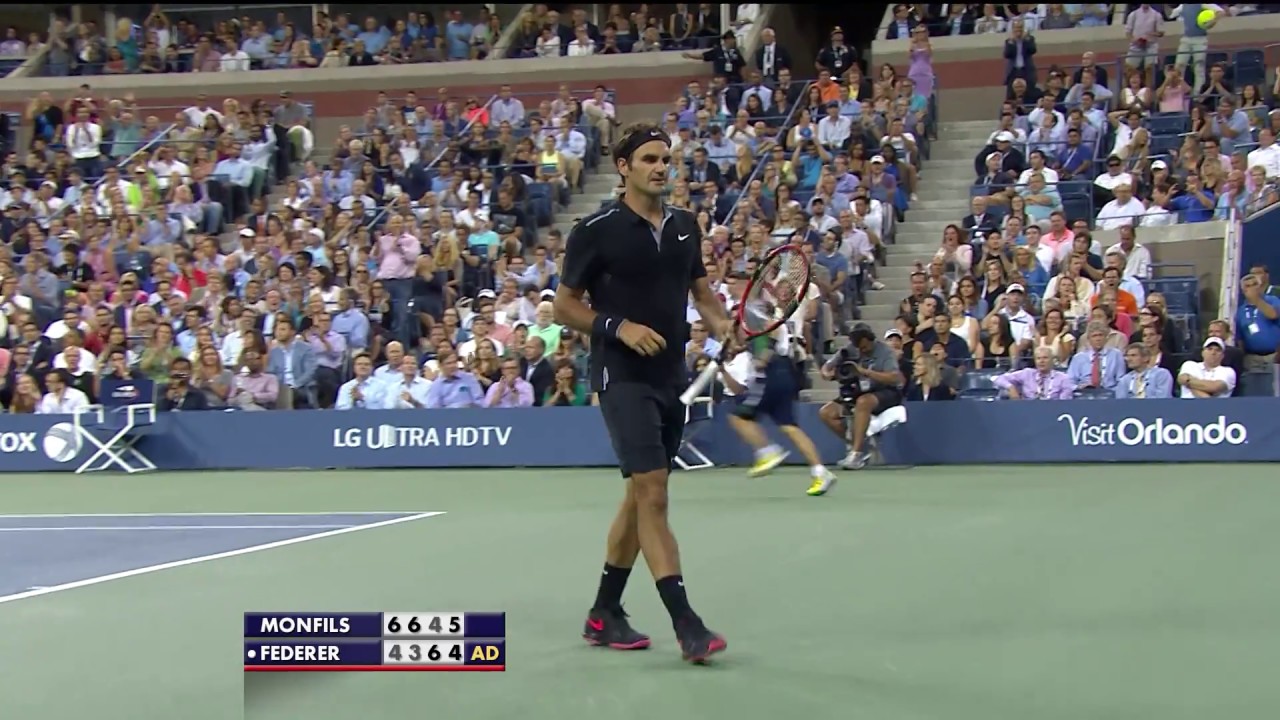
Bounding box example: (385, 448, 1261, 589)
(587, 619, 605, 631)
(604, 318, 613, 330)
(678, 234, 690, 242)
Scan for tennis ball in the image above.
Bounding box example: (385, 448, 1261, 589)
(1196, 9, 1217, 29)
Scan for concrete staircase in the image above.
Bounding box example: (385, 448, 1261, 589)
(800, 119, 993, 402)
(862, 119, 993, 334)
(548, 171, 617, 243)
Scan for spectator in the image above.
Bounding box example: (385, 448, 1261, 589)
(1178, 337, 1237, 398)
(384, 354, 432, 409)
(1067, 322, 1125, 391)
(158, 357, 209, 411)
(904, 352, 956, 401)
(1115, 342, 1174, 399)
(267, 316, 317, 409)
(425, 351, 483, 408)
(485, 356, 533, 408)
(37, 368, 90, 414)
(992, 346, 1075, 399)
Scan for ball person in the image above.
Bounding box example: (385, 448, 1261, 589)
(722, 311, 837, 496)
(553, 123, 733, 663)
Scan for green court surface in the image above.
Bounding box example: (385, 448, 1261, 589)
(1, 465, 1277, 720)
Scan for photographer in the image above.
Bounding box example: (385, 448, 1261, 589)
(158, 357, 209, 412)
(817, 325, 905, 470)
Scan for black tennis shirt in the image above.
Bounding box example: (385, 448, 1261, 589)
(560, 197, 706, 392)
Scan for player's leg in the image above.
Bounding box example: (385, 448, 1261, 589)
(732, 379, 789, 476)
(743, 357, 804, 477)
(650, 386, 727, 662)
(763, 366, 835, 494)
(584, 386, 653, 651)
(776, 425, 837, 496)
(727, 413, 769, 452)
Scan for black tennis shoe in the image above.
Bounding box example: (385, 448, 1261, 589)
(583, 607, 651, 650)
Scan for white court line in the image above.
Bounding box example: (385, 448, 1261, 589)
(0, 512, 427, 519)
(0, 511, 446, 606)
(0, 525, 360, 532)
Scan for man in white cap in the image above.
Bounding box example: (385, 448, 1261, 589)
(1178, 336, 1236, 398)
(972, 130, 1025, 180)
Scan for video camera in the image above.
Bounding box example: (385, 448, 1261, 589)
(833, 323, 874, 405)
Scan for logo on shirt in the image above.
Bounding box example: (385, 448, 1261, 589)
(678, 234, 690, 242)
(1058, 414, 1247, 447)
(332, 424, 512, 450)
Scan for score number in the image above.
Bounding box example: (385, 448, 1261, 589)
(383, 640, 464, 666)
(384, 613, 463, 637)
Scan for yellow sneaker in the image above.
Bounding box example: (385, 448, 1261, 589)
(806, 469, 837, 496)
(748, 449, 788, 477)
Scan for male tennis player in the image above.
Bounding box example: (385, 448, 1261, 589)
(724, 302, 837, 495)
(553, 122, 733, 663)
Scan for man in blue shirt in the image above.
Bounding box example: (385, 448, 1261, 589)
(1169, 172, 1216, 223)
(1234, 272, 1280, 372)
(1114, 342, 1174, 398)
(213, 143, 254, 222)
(425, 351, 484, 408)
(1067, 321, 1124, 391)
(444, 10, 473, 61)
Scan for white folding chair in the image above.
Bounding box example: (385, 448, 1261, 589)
(74, 404, 159, 474)
(675, 396, 716, 471)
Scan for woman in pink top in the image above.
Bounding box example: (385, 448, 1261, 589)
(1155, 64, 1189, 114)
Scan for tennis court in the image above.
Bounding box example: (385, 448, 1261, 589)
(1, 464, 1276, 720)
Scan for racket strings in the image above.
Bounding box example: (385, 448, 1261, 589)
(743, 250, 807, 332)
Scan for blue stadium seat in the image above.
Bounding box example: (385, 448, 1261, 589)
(1235, 49, 1266, 86)
(958, 370, 1001, 401)
(1147, 114, 1189, 136)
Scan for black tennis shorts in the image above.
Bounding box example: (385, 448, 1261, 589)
(598, 382, 685, 477)
(734, 356, 798, 427)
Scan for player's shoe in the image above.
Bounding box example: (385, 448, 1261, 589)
(838, 450, 870, 471)
(748, 447, 789, 477)
(675, 618, 727, 664)
(583, 607, 651, 650)
(806, 468, 837, 496)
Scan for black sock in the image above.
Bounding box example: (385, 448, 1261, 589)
(655, 575, 697, 625)
(592, 564, 632, 611)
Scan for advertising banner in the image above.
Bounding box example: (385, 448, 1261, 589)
(0, 400, 1276, 473)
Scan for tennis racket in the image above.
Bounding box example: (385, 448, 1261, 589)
(680, 243, 811, 405)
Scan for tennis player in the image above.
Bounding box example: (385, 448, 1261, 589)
(724, 302, 837, 495)
(553, 122, 733, 663)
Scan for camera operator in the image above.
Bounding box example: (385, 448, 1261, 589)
(817, 325, 905, 470)
(159, 357, 209, 412)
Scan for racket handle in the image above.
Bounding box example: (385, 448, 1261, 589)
(681, 360, 720, 405)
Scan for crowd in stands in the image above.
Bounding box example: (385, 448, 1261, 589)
(0, 39, 626, 413)
(3, 7, 1278, 419)
(874, 3, 1280, 402)
(29, 7, 503, 76)
(885, 3, 1280, 39)
(506, 3, 760, 58)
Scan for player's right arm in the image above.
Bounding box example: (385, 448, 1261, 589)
(554, 218, 607, 335)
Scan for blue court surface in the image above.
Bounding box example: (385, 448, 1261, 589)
(0, 512, 440, 601)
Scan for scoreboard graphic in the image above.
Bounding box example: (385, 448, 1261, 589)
(243, 612, 506, 671)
